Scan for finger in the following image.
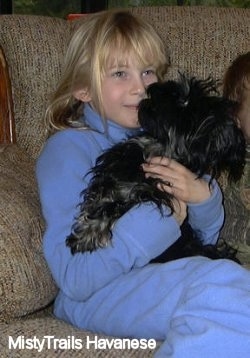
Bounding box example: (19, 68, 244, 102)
(172, 198, 187, 214)
(148, 156, 182, 170)
(147, 157, 190, 178)
(146, 156, 171, 167)
(143, 164, 179, 191)
(142, 162, 176, 178)
(157, 181, 180, 194)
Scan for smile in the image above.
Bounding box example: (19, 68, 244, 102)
(125, 105, 139, 111)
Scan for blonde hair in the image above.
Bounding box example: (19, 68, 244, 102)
(223, 52, 250, 112)
(45, 10, 170, 134)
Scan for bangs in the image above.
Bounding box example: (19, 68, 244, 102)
(99, 31, 167, 76)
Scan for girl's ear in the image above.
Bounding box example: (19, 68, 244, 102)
(73, 88, 92, 103)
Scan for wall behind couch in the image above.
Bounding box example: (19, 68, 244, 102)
(1, 0, 249, 19)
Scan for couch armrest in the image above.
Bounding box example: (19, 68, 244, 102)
(0, 45, 16, 144)
(0, 145, 57, 322)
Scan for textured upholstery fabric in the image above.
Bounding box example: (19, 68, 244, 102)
(0, 145, 57, 322)
(0, 6, 249, 357)
(0, 15, 70, 159)
(220, 146, 250, 267)
(128, 6, 250, 83)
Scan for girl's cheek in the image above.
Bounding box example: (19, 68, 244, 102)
(143, 74, 158, 87)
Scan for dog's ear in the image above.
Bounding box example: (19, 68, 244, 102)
(191, 98, 246, 182)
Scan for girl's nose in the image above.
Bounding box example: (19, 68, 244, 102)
(131, 77, 146, 96)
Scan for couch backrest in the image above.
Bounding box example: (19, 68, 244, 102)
(0, 6, 249, 159)
(0, 15, 69, 158)
(130, 6, 250, 80)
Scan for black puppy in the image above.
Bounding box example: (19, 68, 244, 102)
(66, 74, 245, 262)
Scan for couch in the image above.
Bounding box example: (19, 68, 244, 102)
(0, 6, 249, 357)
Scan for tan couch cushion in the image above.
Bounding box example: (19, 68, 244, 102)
(0, 15, 70, 159)
(0, 145, 57, 322)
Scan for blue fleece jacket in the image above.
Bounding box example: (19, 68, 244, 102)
(36, 104, 250, 357)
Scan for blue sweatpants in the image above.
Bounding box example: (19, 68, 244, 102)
(55, 257, 250, 357)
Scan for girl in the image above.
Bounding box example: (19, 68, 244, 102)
(221, 53, 250, 245)
(36, 10, 250, 357)
(223, 51, 250, 145)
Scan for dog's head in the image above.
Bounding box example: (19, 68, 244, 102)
(138, 74, 246, 182)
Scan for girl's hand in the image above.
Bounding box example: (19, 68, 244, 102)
(142, 157, 211, 204)
(172, 198, 187, 225)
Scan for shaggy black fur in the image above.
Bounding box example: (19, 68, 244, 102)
(66, 74, 245, 263)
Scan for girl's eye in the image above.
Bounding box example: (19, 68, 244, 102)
(143, 69, 156, 77)
(113, 71, 126, 78)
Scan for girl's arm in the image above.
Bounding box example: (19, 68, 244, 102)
(187, 178, 224, 245)
(36, 131, 182, 302)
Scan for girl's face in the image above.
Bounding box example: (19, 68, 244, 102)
(99, 56, 158, 128)
(238, 88, 250, 144)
